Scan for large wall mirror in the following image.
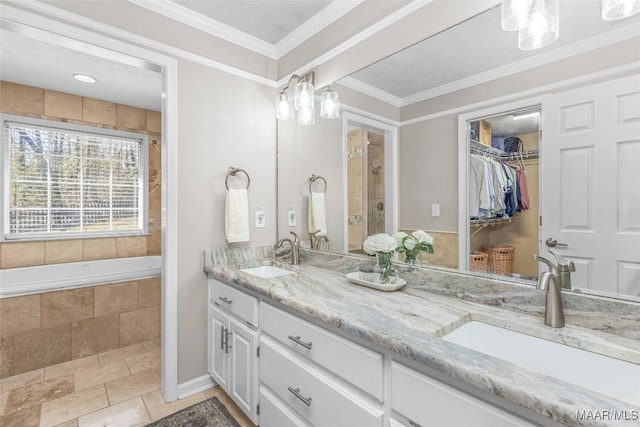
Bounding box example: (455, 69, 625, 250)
(276, 1, 640, 301)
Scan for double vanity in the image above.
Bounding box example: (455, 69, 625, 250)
(203, 245, 640, 427)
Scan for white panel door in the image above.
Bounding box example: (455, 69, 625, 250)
(541, 74, 640, 296)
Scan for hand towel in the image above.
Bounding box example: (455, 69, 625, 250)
(307, 191, 327, 236)
(225, 188, 250, 243)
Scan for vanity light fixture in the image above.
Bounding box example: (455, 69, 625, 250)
(276, 71, 340, 125)
(320, 86, 340, 119)
(73, 73, 97, 83)
(602, 0, 640, 20)
(501, 0, 534, 31)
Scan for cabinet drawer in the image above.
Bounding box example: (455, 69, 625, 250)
(209, 278, 259, 327)
(259, 386, 309, 427)
(260, 336, 383, 427)
(391, 362, 532, 427)
(261, 302, 383, 401)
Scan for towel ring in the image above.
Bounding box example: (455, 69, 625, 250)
(308, 174, 327, 194)
(225, 167, 250, 190)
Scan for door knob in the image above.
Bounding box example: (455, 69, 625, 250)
(545, 238, 568, 248)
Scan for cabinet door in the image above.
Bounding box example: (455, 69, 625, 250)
(209, 306, 230, 389)
(229, 316, 259, 424)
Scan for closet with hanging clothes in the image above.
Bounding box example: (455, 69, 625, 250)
(468, 110, 540, 279)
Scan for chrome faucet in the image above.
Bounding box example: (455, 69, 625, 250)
(309, 229, 329, 250)
(276, 231, 300, 265)
(535, 270, 565, 328)
(533, 250, 575, 289)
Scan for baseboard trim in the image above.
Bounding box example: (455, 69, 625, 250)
(177, 374, 216, 399)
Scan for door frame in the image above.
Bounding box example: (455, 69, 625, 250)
(456, 96, 547, 271)
(342, 112, 398, 251)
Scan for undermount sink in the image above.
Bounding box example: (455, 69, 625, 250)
(443, 321, 640, 406)
(241, 265, 294, 279)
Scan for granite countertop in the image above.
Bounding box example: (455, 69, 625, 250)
(203, 245, 640, 427)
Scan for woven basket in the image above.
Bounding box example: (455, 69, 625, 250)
(485, 245, 515, 275)
(469, 252, 488, 272)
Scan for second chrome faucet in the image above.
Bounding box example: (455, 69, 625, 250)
(533, 249, 573, 328)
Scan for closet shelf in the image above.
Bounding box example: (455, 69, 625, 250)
(470, 140, 539, 160)
(470, 217, 512, 236)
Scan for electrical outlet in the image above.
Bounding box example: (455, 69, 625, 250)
(431, 204, 440, 217)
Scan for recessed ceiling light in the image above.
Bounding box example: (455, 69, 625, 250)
(513, 111, 540, 120)
(73, 74, 97, 83)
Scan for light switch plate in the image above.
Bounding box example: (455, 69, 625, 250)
(256, 209, 266, 228)
(431, 204, 440, 217)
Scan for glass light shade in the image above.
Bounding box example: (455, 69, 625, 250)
(518, 0, 559, 50)
(602, 0, 640, 20)
(276, 92, 294, 120)
(297, 106, 315, 126)
(294, 80, 315, 111)
(320, 89, 340, 119)
(502, 0, 534, 31)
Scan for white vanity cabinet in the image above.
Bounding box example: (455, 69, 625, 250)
(390, 362, 536, 427)
(259, 302, 384, 427)
(208, 279, 259, 424)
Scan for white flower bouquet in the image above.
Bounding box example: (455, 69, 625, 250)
(362, 233, 398, 284)
(393, 230, 434, 264)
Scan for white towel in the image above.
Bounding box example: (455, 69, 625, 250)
(225, 188, 250, 243)
(307, 191, 327, 236)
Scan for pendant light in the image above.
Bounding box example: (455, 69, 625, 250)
(518, 0, 559, 50)
(502, 0, 534, 31)
(602, 0, 640, 20)
(294, 77, 315, 112)
(320, 87, 340, 119)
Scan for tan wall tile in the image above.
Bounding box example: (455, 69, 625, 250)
(12, 324, 71, 375)
(71, 315, 119, 359)
(82, 97, 116, 126)
(116, 236, 147, 258)
(44, 90, 82, 121)
(0, 241, 45, 269)
(44, 240, 84, 265)
(41, 288, 94, 328)
(82, 238, 116, 261)
(0, 336, 14, 379)
(146, 231, 161, 256)
(0, 294, 41, 336)
(94, 282, 137, 317)
(146, 110, 161, 133)
(116, 104, 146, 131)
(137, 278, 160, 309)
(119, 307, 160, 347)
(0, 81, 44, 115)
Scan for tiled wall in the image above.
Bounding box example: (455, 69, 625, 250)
(0, 81, 162, 268)
(0, 277, 160, 379)
(0, 82, 163, 379)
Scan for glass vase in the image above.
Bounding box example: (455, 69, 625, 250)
(374, 252, 398, 284)
(404, 248, 420, 265)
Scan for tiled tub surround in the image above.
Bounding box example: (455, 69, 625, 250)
(203, 246, 640, 427)
(0, 277, 161, 379)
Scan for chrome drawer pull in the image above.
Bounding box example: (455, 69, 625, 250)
(220, 325, 225, 350)
(288, 335, 313, 350)
(409, 421, 423, 427)
(287, 386, 312, 406)
(218, 296, 233, 304)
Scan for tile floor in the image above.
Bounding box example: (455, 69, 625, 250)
(0, 339, 254, 427)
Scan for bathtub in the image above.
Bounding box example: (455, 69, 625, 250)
(0, 255, 161, 297)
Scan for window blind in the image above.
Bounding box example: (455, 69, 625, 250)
(5, 121, 144, 238)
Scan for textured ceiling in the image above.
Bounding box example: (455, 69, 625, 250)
(347, 2, 639, 98)
(0, 29, 162, 111)
(171, 0, 332, 44)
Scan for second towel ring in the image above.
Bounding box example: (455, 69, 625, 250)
(225, 167, 250, 190)
(308, 174, 327, 194)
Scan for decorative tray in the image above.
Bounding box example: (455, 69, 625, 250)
(345, 272, 406, 292)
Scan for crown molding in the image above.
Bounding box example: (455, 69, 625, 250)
(339, 76, 403, 107)
(2, 1, 277, 87)
(274, 0, 365, 58)
(127, 0, 278, 59)
(278, 0, 433, 87)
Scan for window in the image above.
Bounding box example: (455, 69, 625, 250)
(1, 115, 148, 240)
